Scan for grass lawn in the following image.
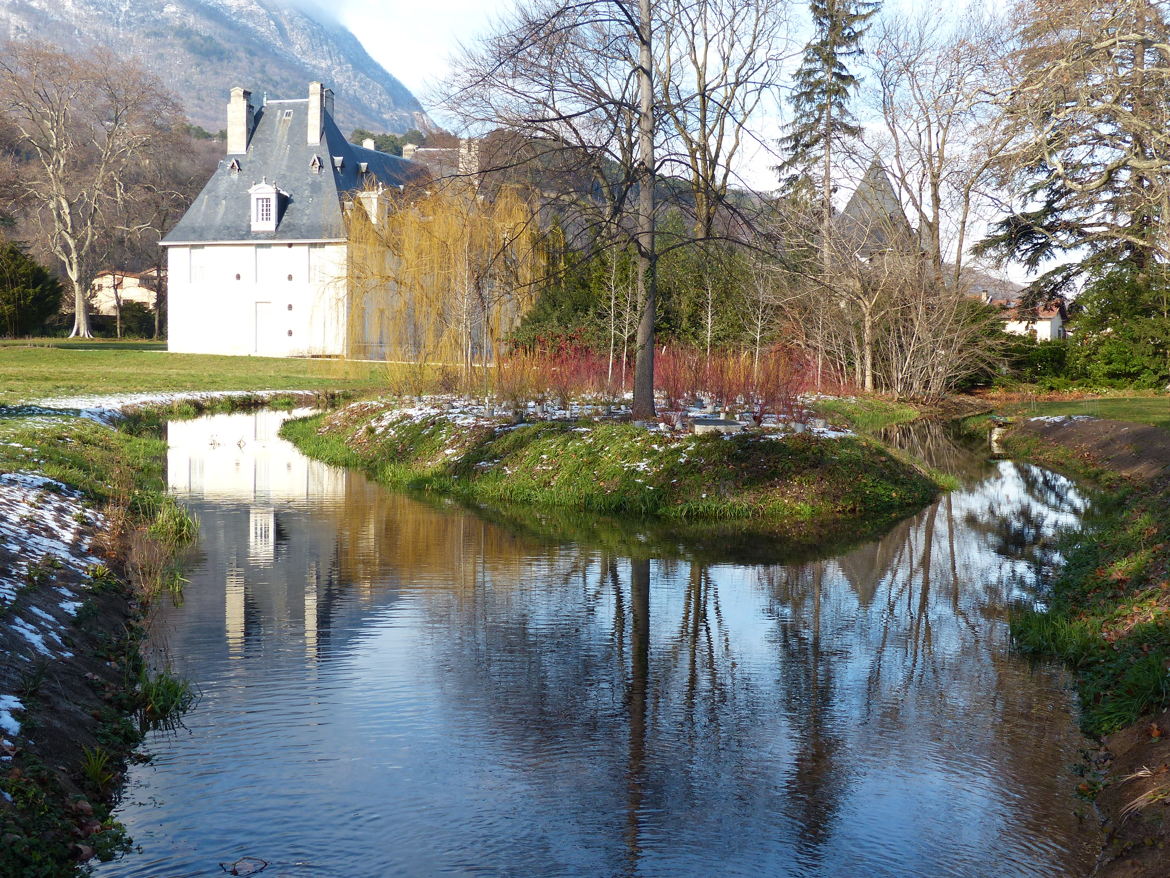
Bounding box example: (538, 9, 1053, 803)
(998, 396, 1170, 431)
(0, 341, 397, 405)
(808, 395, 921, 432)
(0, 337, 167, 352)
(996, 398, 1170, 430)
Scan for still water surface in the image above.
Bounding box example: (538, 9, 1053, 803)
(98, 411, 1100, 877)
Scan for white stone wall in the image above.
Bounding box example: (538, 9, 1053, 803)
(167, 242, 349, 356)
(1004, 313, 1064, 342)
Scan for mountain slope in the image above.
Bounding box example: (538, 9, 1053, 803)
(0, 0, 430, 134)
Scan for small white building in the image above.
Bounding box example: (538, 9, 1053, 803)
(90, 269, 159, 316)
(963, 270, 1068, 342)
(1003, 305, 1067, 341)
(162, 83, 427, 357)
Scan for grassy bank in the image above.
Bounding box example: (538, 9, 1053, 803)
(0, 412, 197, 874)
(283, 403, 941, 548)
(1005, 426, 1170, 737)
(808, 396, 922, 433)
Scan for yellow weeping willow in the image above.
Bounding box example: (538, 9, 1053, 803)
(345, 178, 544, 378)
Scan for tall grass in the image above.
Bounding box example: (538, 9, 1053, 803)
(137, 667, 196, 732)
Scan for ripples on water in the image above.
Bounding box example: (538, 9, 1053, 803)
(96, 412, 1099, 877)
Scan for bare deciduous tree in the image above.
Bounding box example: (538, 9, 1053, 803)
(658, 0, 789, 239)
(0, 41, 182, 337)
(446, 0, 661, 415)
(446, 0, 787, 418)
(865, 9, 1015, 285)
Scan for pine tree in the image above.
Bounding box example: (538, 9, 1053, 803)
(778, 0, 880, 261)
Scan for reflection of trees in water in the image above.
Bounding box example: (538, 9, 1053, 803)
(759, 561, 849, 865)
(956, 462, 1086, 576)
(312, 453, 1093, 874)
(180, 420, 1094, 875)
(746, 471, 1098, 875)
(875, 419, 995, 484)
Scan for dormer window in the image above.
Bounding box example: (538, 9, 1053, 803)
(248, 179, 285, 233)
(333, 156, 344, 171)
(310, 155, 323, 173)
(229, 159, 242, 176)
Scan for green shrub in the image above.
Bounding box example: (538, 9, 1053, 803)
(0, 240, 61, 337)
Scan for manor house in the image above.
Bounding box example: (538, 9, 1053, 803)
(162, 83, 427, 358)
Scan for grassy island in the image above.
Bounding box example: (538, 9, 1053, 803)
(281, 399, 943, 549)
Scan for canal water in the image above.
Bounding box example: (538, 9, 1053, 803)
(97, 411, 1100, 878)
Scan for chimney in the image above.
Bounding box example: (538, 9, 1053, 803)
(308, 82, 334, 145)
(226, 87, 254, 155)
(402, 143, 418, 160)
(458, 138, 480, 177)
(362, 137, 374, 150)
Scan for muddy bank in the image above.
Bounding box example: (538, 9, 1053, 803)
(1015, 416, 1170, 481)
(1006, 415, 1170, 877)
(0, 473, 148, 873)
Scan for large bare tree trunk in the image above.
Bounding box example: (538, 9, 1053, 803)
(632, 0, 657, 421)
(67, 274, 93, 338)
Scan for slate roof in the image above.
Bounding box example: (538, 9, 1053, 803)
(163, 98, 429, 245)
(834, 158, 914, 256)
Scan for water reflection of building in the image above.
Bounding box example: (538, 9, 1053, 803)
(164, 412, 559, 666)
(167, 410, 346, 502)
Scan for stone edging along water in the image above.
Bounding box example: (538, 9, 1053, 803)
(0, 389, 336, 874)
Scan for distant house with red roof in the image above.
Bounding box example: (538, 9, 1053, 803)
(962, 269, 1067, 341)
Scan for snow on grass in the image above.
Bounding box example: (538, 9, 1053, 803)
(0, 471, 101, 607)
(1029, 415, 1097, 424)
(24, 388, 322, 427)
(349, 393, 851, 443)
(10, 616, 53, 656)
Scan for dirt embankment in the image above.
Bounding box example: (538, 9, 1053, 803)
(1011, 415, 1170, 877)
(1015, 416, 1170, 481)
(0, 474, 144, 871)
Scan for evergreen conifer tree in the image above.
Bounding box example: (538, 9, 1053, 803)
(0, 239, 61, 337)
(976, 0, 1170, 305)
(778, 0, 880, 258)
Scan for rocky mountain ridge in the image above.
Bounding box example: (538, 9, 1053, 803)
(0, 0, 430, 134)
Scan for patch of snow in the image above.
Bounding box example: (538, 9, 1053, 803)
(28, 606, 57, 624)
(0, 695, 23, 736)
(0, 470, 103, 606)
(1029, 415, 1096, 424)
(60, 600, 82, 616)
(28, 389, 322, 427)
(9, 617, 53, 656)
